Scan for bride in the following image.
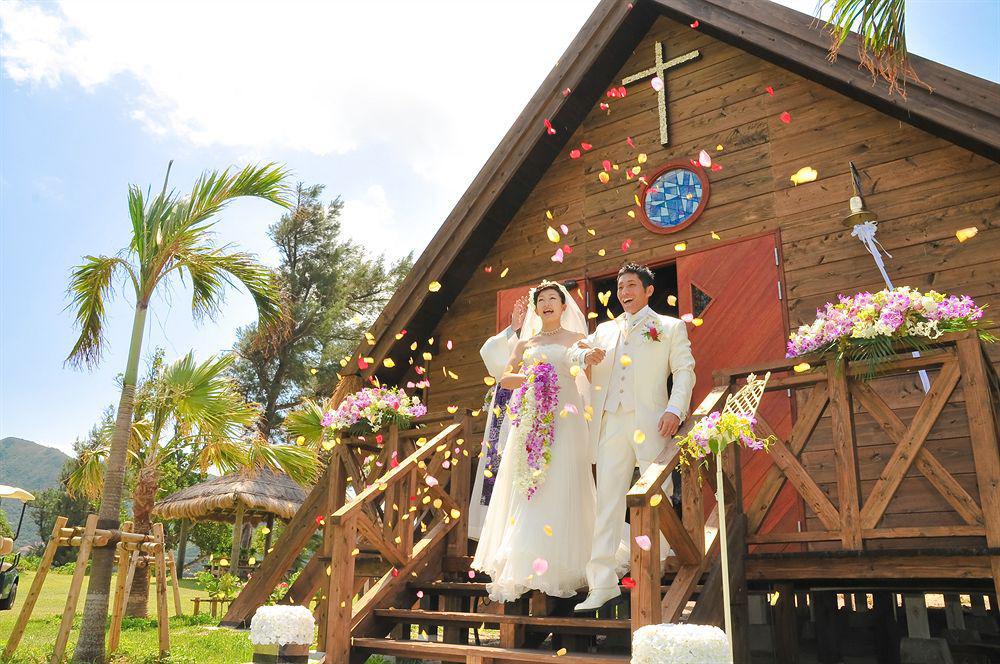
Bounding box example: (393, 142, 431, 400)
(471, 280, 596, 602)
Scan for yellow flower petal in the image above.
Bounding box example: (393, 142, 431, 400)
(546, 226, 561, 243)
(569, 365, 581, 377)
(598, 172, 610, 184)
(637, 153, 647, 164)
(295, 436, 305, 445)
(500, 267, 509, 278)
(598, 290, 611, 307)
(587, 311, 598, 319)
(627, 210, 635, 218)
(545, 210, 553, 220)
(544, 525, 554, 537)
(383, 358, 396, 368)
(422, 352, 433, 361)
(956, 227, 979, 242)
(674, 242, 687, 252)
(793, 362, 811, 373)
(649, 494, 663, 507)
(428, 281, 442, 292)
(587, 228, 596, 236)
(692, 318, 703, 326)
(598, 248, 606, 256)
(789, 166, 818, 186)
(556, 648, 568, 656)
(620, 354, 632, 367)
(711, 231, 721, 240)
(447, 406, 458, 414)
(634, 429, 646, 444)
(667, 294, 677, 306)
(484, 376, 496, 386)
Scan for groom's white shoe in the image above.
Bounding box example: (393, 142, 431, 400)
(573, 586, 622, 613)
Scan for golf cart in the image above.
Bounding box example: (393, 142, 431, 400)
(0, 485, 35, 610)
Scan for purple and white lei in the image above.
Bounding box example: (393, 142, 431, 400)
(507, 361, 559, 500)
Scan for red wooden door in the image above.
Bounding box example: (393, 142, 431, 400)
(496, 279, 588, 333)
(676, 234, 802, 550)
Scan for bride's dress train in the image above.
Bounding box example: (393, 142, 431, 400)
(471, 343, 596, 602)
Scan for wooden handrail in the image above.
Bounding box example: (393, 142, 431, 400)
(330, 423, 461, 524)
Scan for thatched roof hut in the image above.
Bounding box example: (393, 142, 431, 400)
(153, 470, 309, 577)
(153, 469, 306, 523)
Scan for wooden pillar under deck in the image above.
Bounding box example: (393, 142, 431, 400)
(773, 582, 799, 664)
(813, 591, 842, 664)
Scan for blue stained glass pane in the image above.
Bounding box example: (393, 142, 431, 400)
(644, 168, 703, 229)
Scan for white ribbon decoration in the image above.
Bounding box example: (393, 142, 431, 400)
(851, 220, 931, 392)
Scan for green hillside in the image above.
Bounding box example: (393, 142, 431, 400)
(0, 436, 71, 545)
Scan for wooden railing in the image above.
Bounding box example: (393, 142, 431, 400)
(626, 331, 1000, 644)
(319, 410, 474, 663)
(220, 411, 471, 631)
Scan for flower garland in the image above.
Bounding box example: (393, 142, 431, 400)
(321, 386, 427, 434)
(675, 410, 772, 470)
(786, 287, 994, 374)
(507, 361, 559, 499)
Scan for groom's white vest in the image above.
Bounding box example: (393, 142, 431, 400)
(578, 308, 696, 463)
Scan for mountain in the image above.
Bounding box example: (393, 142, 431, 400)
(0, 437, 72, 545)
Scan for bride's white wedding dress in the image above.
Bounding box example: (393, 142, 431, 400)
(471, 343, 596, 602)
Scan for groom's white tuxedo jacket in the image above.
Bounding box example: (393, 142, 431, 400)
(574, 307, 696, 464)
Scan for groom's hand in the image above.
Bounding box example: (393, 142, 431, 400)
(658, 411, 681, 438)
(583, 348, 606, 366)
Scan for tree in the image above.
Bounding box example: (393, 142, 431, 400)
(65, 161, 288, 663)
(231, 183, 413, 440)
(30, 460, 93, 566)
(68, 350, 317, 617)
(0, 511, 13, 540)
(820, 0, 924, 95)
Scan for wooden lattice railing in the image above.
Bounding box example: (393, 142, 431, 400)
(626, 331, 1000, 641)
(318, 410, 474, 663)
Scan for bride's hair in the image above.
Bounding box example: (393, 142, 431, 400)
(532, 281, 567, 305)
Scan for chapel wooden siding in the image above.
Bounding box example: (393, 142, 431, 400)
(413, 15, 1000, 551)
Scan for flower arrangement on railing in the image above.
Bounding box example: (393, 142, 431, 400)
(675, 411, 773, 471)
(249, 605, 315, 663)
(786, 287, 995, 374)
(320, 385, 427, 436)
(507, 361, 559, 499)
(633, 623, 732, 664)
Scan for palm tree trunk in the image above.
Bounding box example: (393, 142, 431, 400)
(125, 461, 158, 617)
(75, 305, 147, 663)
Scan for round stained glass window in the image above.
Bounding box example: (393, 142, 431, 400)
(639, 163, 710, 234)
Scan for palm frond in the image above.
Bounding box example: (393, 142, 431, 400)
(174, 248, 281, 325)
(66, 445, 110, 501)
(196, 438, 247, 476)
(283, 399, 327, 448)
(65, 255, 137, 368)
(175, 163, 292, 236)
(160, 352, 258, 437)
(820, 0, 927, 95)
(243, 438, 319, 486)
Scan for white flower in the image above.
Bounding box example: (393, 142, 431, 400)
(250, 605, 315, 646)
(632, 623, 732, 664)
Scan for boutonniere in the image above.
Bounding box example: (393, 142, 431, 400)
(642, 321, 663, 342)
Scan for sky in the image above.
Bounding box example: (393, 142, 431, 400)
(1, 1, 998, 456)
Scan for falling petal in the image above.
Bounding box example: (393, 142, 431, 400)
(587, 228, 596, 236)
(627, 136, 636, 148)
(598, 248, 606, 256)
(546, 210, 553, 220)
(716, 144, 724, 151)
(711, 231, 721, 240)
(547, 226, 561, 243)
(581, 142, 593, 151)
(602, 159, 612, 172)
(544, 118, 556, 134)
(693, 318, 704, 327)
(674, 242, 687, 252)
(681, 313, 694, 323)
(425, 476, 439, 487)
(570, 149, 581, 159)
(690, 19, 699, 28)
(637, 153, 647, 164)
(779, 111, 791, 124)
(544, 524, 554, 536)
(667, 294, 677, 306)
(551, 248, 564, 263)
(621, 238, 632, 251)
(560, 224, 569, 234)
(484, 265, 493, 273)
(484, 376, 496, 386)
(598, 171, 610, 184)
(710, 163, 723, 172)
(556, 648, 567, 657)
(446, 339, 453, 350)
(649, 494, 663, 507)
(562, 87, 572, 97)
(651, 76, 663, 91)
(634, 429, 646, 444)
(627, 210, 636, 219)
(790, 166, 818, 185)
(620, 355, 632, 367)
(698, 149, 712, 167)
(500, 267, 509, 278)
(956, 227, 979, 242)
(793, 362, 812, 373)
(383, 358, 395, 368)
(635, 535, 652, 550)
(766, 86, 775, 96)
(428, 281, 442, 292)
(598, 290, 611, 306)
(532, 558, 549, 575)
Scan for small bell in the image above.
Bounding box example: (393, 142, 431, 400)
(843, 161, 877, 226)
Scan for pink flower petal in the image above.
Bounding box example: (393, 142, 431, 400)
(780, 111, 791, 124)
(698, 149, 712, 168)
(650, 77, 663, 92)
(635, 535, 652, 551)
(551, 248, 564, 263)
(532, 558, 549, 575)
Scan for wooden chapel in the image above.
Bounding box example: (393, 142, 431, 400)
(224, 0, 1000, 661)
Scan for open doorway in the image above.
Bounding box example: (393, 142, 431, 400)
(589, 261, 679, 320)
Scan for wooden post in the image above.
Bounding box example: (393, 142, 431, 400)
(263, 513, 274, 555)
(956, 335, 1000, 597)
(231, 502, 245, 577)
(176, 518, 189, 579)
(629, 500, 662, 629)
(52, 513, 98, 664)
(903, 593, 930, 639)
(167, 550, 183, 616)
(318, 451, 349, 653)
(829, 370, 862, 550)
(813, 591, 842, 664)
(944, 593, 965, 630)
(774, 582, 799, 664)
(108, 521, 134, 654)
(443, 412, 472, 645)
(153, 523, 170, 656)
(324, 513, 357, 664)
(873, 591, 901, 664)
(3, 516, 67, 659)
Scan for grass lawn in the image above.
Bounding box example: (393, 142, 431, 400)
(0, 570, 252, 663)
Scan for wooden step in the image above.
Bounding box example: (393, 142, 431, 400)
(374, 608, 630, 634)
(352, 637, 630, 663)
(409, 580, 701, 597)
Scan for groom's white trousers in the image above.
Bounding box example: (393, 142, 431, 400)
(586, 406, 673, 592)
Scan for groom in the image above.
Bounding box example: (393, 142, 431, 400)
(572, 263, 696, 612)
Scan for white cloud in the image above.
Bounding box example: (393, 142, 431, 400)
(0, 0, 599, 195)
(341, 184, 410, 258)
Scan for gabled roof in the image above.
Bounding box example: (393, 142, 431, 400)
(357, 0, 1000, 384)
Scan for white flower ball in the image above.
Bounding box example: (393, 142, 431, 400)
(249, 605, 315, 647)
(632, 623, 732, 664)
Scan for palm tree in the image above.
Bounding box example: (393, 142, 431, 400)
(67, 351, 317, 617)
(820, 0, 925, 95)
(66, 161, 289, 663)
